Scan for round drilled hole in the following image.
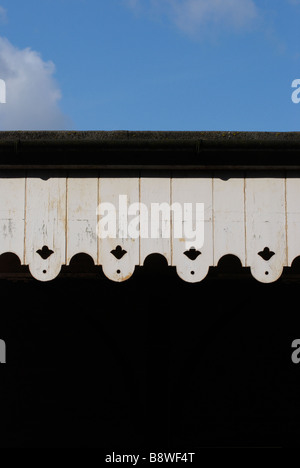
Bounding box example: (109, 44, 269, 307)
(265, 271, 269, 275)
(117, 270, 121, 274)
(191, 271, 195, 275)
(43, 270, 47, 274)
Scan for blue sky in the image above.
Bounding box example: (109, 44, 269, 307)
(0, 0, 299, 131)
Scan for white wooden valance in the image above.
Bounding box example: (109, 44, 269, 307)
(0, 173, 298, 283)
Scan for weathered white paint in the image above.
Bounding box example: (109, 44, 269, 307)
(98, 175, 139, 282)
(213, 173, 245, 266)
(245, 175, 286, 283)
(25, 174, 67, 282)
(0, 173, 25, 262)
(67, 174, 98, 265)
(0, 174, 299, 283)
(286, 173, 300, 266)
(140, 174, 171, 265)
(172, 175, 212, 283)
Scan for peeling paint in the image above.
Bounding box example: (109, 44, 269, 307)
(0, 174, 300, 283)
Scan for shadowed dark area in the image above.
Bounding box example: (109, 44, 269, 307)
(0, 253, 28, 273)
(0, 254, 298, 448)
(216, 254, 243, 271)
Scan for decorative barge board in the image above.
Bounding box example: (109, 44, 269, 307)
(0, 131, 300, 283)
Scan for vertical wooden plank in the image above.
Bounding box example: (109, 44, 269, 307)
(25, 173, 66, 281)
(172, 174, 213, 283)
(286, 173, 300, 266)
(213, 173, 245, 266)
(140, 173, 171, 265)
(66, 173, 98, 264)
(98, 173, 139, 282)
(0, 171, 25, 262)
(245, 174, 286, 283)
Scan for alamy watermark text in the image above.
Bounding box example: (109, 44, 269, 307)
(0, 339, 6, 364)
(292, 79, 300, 104)
(0, 79, 6, 104)
(96, 196, 205, 250)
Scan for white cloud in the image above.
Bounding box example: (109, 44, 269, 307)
(169, 0, 258, 33)
(125, 0, 258, 35)
(126, 0, 140, 7)
(0, 36, 72, 130)
(0, 6, 6, 22)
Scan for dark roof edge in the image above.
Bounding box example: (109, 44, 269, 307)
(0, 131, 300, 170)
(0, 130, 300, 142)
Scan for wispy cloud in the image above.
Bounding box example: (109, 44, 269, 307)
(0, 36, 72, 130)
(0, 6, 7, 23)
(124, 0, 259, 36)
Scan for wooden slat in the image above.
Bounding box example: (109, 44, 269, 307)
(98, 174, 139, 281)
(286, 173, 300, 266)
(172, 174, 212, 283)
(66, 174, 98, 264)
(25, 174, 66, 281)
(140, 174, 171, 265)
(0, 171, 297, 283)
(213, 173, 245, 266)
(0, 172, 25, 261)
(245, 175, 286, 283)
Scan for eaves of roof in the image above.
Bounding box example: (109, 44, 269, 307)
(0, 131, 300, 171)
